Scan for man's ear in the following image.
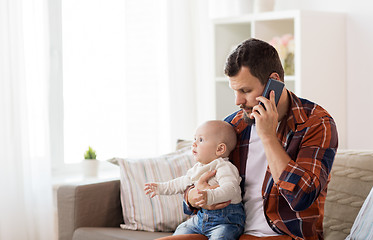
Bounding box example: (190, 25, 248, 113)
(269, 72, 281, 81)
(216, 143, 227, 157)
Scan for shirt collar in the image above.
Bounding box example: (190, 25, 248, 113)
(284, 90, 308, 131)
(230, 109, 249, 135)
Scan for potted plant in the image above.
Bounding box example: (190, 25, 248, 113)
(84, 146, 97, 160)
(83, 146, 98, 177)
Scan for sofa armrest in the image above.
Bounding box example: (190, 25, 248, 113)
(57, 179, 123, 240)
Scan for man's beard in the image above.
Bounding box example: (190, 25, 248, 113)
(244, 114, 255, 125)
(240, 105, 255, 125)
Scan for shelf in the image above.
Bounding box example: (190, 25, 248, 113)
(214, 23, 252, 77)
(216, 75, 295, 82)
(212, 10, 300, 23)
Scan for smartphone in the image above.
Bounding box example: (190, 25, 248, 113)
(260, 78, 285, 109)
(245, 78, 285, 125)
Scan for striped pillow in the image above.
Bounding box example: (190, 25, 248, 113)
(115, 147, 195, 232)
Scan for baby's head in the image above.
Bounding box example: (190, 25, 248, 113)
(192, 120, 237, 164)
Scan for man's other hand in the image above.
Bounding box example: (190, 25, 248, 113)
(187, 170, 231, 210)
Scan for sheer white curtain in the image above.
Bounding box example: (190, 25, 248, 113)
(61, 0, 211, 164)
(167, 0, 213, 141)
(0, 0, 54, 239)
(61, 0, 172, 163)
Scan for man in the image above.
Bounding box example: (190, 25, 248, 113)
(160, 38, 338, 240)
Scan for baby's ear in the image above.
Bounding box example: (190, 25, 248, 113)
(216, 143, 227, 157)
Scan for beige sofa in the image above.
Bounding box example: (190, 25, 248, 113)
(57, 150, 373, 240)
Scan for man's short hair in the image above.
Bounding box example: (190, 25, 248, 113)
(224, 38, 284, 85)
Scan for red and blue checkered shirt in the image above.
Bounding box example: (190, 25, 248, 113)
(224, 91, 338, 240)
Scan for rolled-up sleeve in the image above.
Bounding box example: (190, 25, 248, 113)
(277, 116, 338, 211)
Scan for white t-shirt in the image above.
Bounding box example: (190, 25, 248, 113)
(243, 126, 280, 236)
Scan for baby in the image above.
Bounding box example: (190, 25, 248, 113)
(144, 120, 245, 240)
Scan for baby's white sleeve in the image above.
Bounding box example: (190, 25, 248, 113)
(205, 162, 241, 205)
(156, 169, 194, 195)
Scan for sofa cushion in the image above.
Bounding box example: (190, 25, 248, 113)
(113, 147, 195, 232)
(73, 227, 172, 240)
(324, 150, 373, 240)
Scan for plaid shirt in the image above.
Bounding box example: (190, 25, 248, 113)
(224, 91, 338, 240)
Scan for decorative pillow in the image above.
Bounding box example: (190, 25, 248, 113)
(176, 139, 193, 150)
(113, 147, 195, 232)
(324, 150, 373, 239)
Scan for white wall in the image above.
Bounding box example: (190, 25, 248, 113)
(275, 0, 373, 149)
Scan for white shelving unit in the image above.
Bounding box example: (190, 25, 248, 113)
(211, 10, 346, 148)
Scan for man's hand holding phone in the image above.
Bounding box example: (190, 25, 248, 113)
(250, 78, 284, 141)
(251, 90, 280, 141)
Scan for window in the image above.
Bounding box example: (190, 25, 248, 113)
(60, 0, 170, 164)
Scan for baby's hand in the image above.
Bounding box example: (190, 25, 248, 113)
(194, 189, 208, 208)
(144, 183, 158, 198)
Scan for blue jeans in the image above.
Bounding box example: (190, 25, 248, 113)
(174, 203, 245, 240)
